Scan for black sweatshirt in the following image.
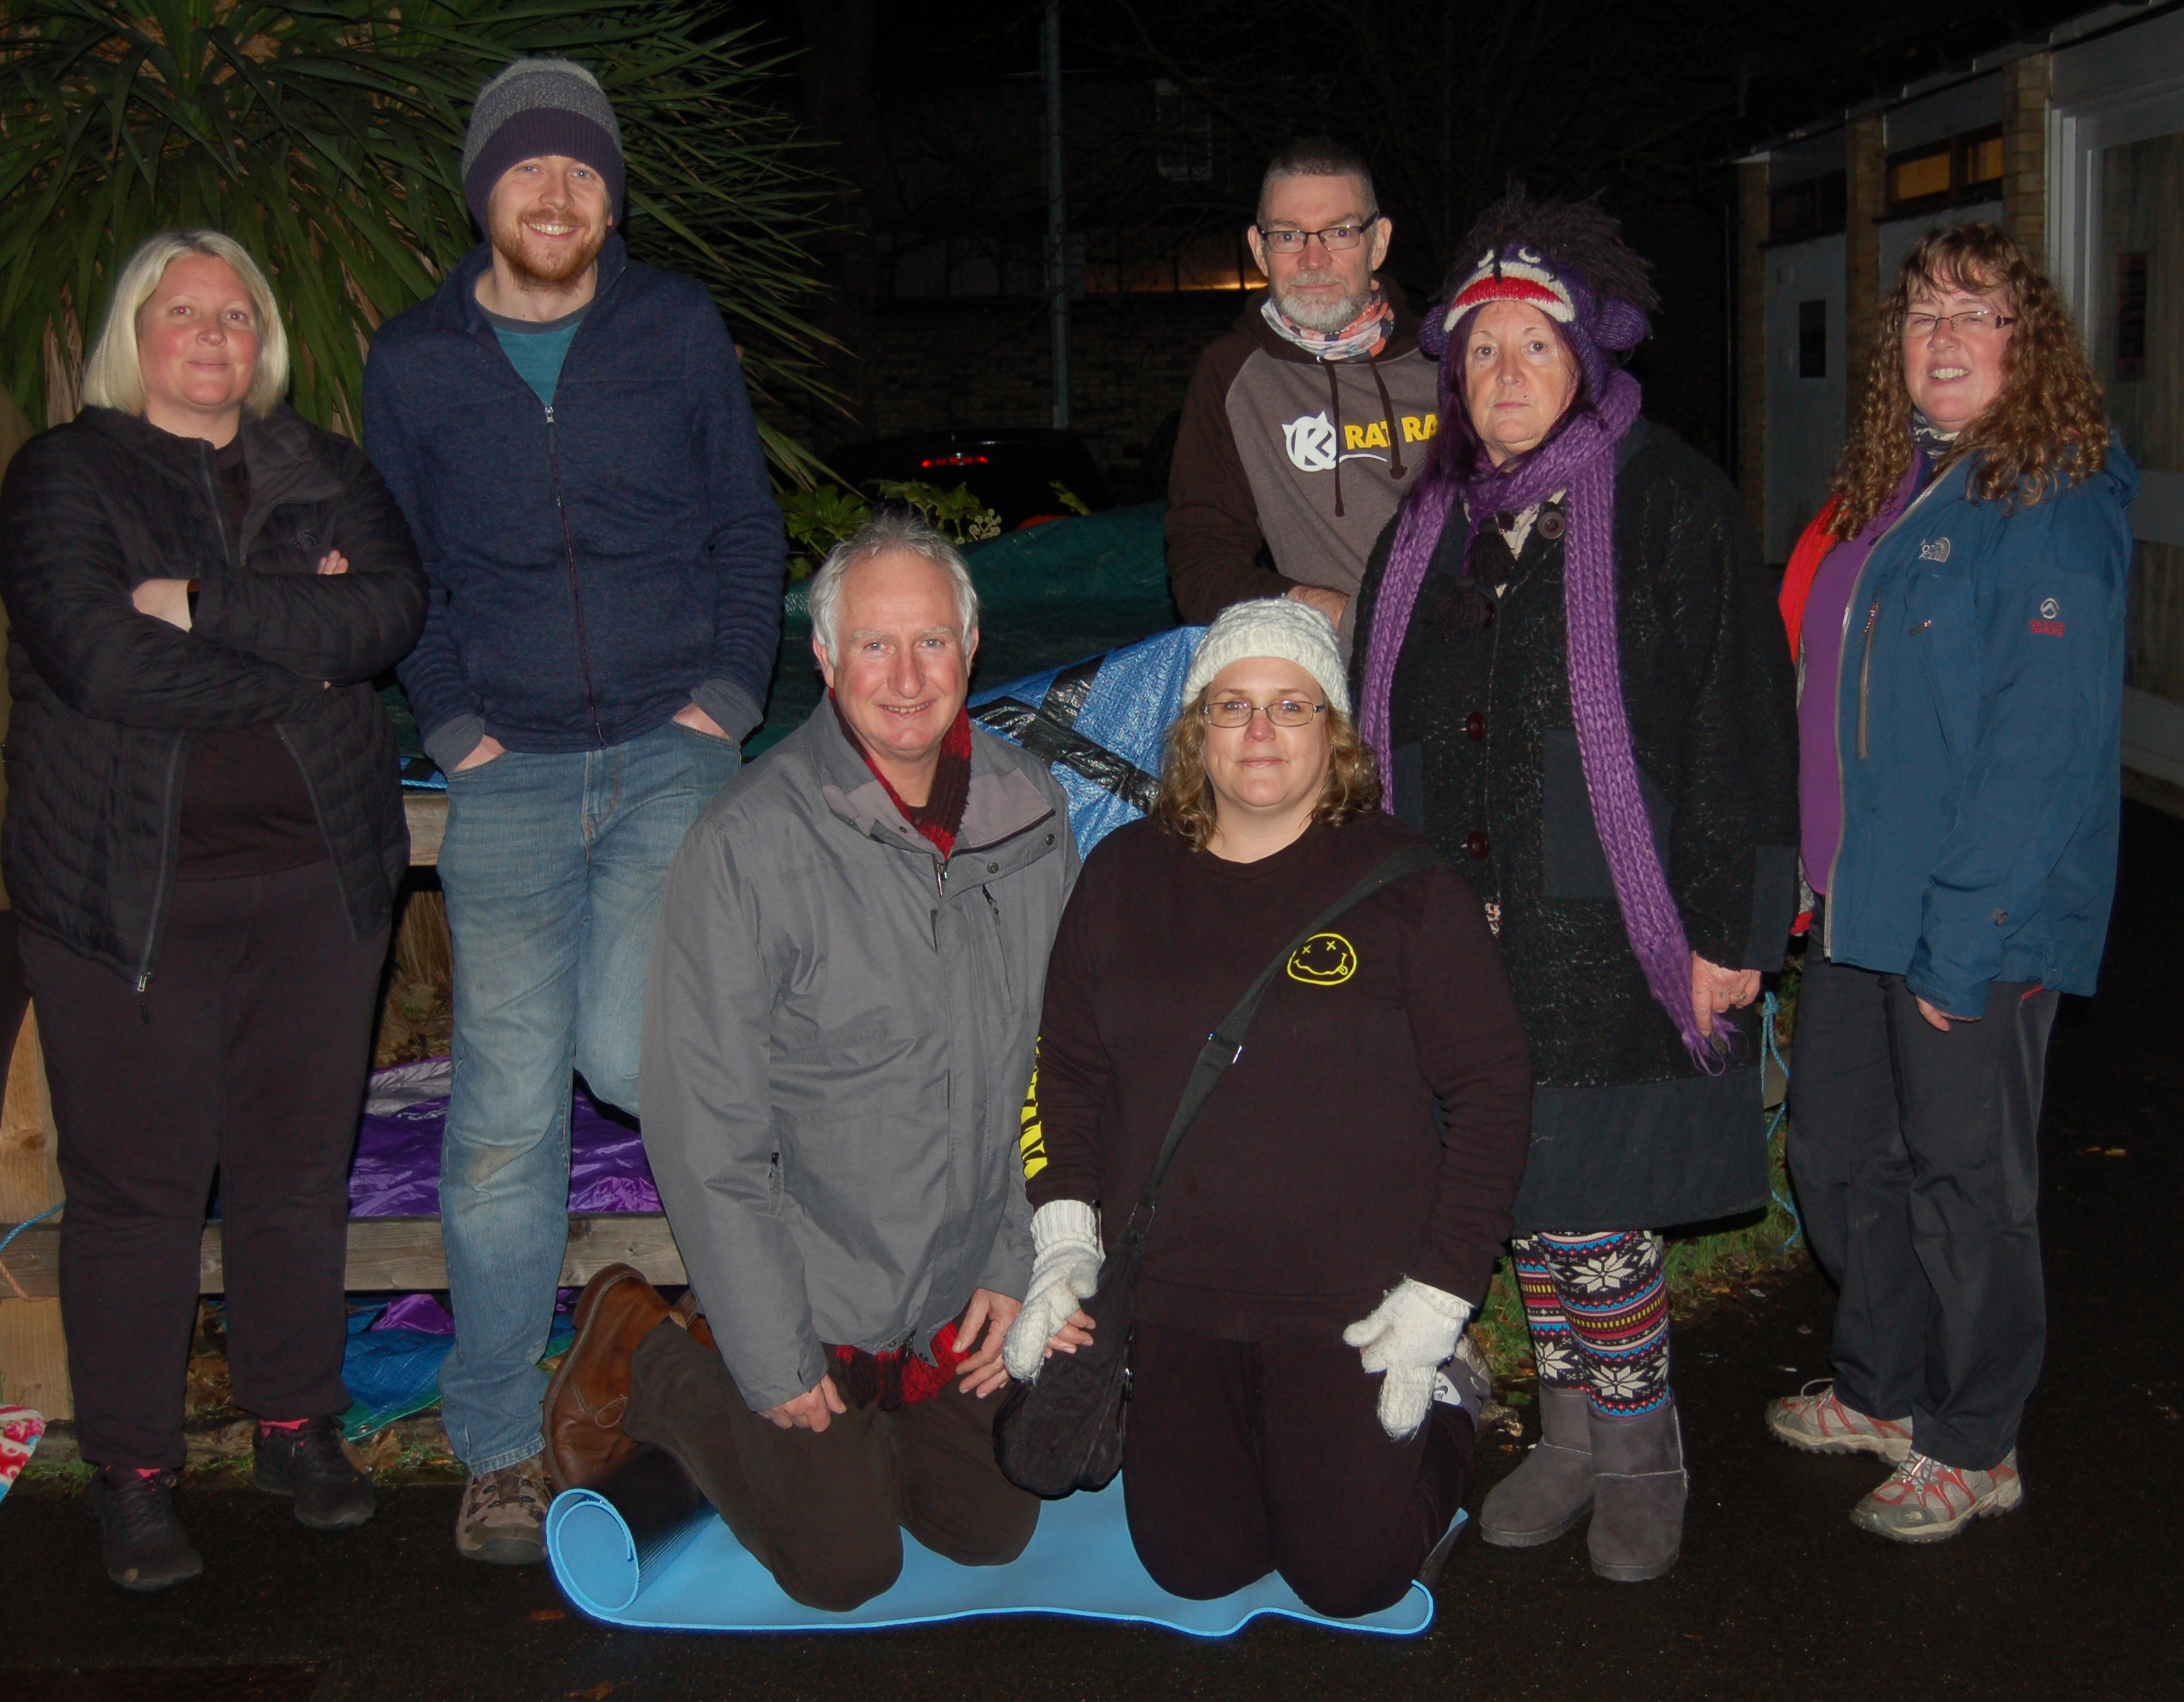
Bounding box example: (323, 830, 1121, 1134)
(1025, 811, 1532, 1338)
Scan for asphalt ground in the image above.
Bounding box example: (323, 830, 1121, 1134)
(4, 802, 2181, 1702)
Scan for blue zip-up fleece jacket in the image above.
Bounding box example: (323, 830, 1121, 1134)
(363, 234, 784, 770)
(1823, 437, 2137, 1018)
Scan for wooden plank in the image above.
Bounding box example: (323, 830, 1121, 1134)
(0, 1006, 70, 1417)
(405, 792, 448, 866)
(0, 1213, 687, 1300)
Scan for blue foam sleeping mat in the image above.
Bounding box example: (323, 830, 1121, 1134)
(546, 1473, 1443, 1638)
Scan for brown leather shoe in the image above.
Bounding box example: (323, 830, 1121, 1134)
(542, 1263, 671, 1493)
(672, 1288, 717, 1354)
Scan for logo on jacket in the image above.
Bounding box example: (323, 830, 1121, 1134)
(2031, 595, 2066, 637)
(1284, 412, 1339, 472)
(1287, 932, 1358, 985)
(2040, 597, 2061, 620)
(1919, 537, 1952, 562)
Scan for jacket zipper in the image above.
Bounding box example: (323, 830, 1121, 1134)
(1854, 586, 1882, 761)
(1821, 471, 1952, 958)
(542, 400, 607, 745)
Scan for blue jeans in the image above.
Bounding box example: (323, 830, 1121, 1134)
(435, 717, 743, 1475)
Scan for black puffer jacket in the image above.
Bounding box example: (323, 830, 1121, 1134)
(1350, 421, 1798, 1232)
(0, 405, 426, 981)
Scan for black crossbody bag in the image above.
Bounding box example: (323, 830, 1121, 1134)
(992, 842, 1442, 1498)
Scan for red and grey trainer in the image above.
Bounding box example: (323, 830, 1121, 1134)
(1765, 1381, 1913, 1461)
(1850, 1448, 2022, 1543)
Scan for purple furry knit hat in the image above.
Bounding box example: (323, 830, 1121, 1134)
(1360, 193, 1726, 1069)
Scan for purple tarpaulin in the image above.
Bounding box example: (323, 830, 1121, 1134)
(348, 1058, 661, 1219)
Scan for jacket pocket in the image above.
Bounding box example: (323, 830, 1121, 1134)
(981, 887, 1018, 1013)
(1541, 726, 1673, 900)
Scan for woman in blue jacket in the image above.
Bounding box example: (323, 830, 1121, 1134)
(1768, 224, 2136, 1544)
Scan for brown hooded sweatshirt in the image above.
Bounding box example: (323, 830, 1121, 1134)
(1165, 282, 1441, 652)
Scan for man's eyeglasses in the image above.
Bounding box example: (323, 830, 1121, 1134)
(1257, 220, 1379, 254)
(1902, 309, 2017, 339)
(1201, 697, 1327, 728)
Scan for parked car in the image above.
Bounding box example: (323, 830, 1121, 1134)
(825, 428, 1114, 530)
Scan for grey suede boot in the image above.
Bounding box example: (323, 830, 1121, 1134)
(1480, 1384, 1594, 1547)
(1587, 1395, 1687, 1583)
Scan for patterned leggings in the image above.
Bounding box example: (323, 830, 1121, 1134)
(1510, 1230, 1671, 1418)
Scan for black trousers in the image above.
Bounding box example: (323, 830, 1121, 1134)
(1121, 1315, 1474, 1619)
(1787, 951, 2057, 1471)
(623, 1321, 1040, 1613)
(22, 861, 387, 1468)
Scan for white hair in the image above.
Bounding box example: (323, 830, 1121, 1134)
(81, 231, 290, 420)
(807, 512, 980, 661)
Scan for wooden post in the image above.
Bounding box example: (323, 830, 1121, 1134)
(2003, 54, 2052, 256)
(1845, 116, 1888, 428)
(0, 1008, 70, 1417)
(1736, 156, 1771, 543)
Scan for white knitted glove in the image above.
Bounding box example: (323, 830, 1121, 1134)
(1342, 1278, 1475, 1440)
(1001, 1200, 1103, 1381)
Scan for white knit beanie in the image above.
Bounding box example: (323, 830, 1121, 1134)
(1183, 598, 1351, 718)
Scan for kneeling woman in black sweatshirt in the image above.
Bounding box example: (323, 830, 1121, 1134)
(1001, 598, 1532, 1616)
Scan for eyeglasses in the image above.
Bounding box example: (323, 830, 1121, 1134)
(1201, 697, 1327, 728)
(1902, 309, 2017, 339)
(1257, 220, 1379, 254)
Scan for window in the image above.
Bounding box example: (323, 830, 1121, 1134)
(1768, 170, 1846, 243)
(2116, 251, 2148, 382)
(1886, 125, 2006, 214)
(1798, 300, 1828, 378)
(1155, 80, 1212, 183)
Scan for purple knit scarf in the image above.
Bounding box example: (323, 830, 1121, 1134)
(1360, 368, 1720, 1069)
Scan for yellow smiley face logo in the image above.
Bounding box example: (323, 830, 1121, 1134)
(1286, 931, 1358, 986)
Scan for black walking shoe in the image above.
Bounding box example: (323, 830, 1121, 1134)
(252, 1417, 377, 1531)
(88, 1467, 204, 1593)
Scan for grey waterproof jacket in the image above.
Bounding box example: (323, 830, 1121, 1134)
(640, 703, 1079, 1412)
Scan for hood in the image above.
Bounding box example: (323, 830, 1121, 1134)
(1233, 274, 1423, 364)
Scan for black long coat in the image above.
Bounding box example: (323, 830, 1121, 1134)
(0, 405, 427, 981)
(1349, 421, 1799, 1233)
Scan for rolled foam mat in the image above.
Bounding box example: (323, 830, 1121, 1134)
(546, 1454, 1441, 1638)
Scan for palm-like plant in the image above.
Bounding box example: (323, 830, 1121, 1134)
(0, 0, 838, 475)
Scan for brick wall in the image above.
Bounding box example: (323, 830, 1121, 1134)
(1845, 117, 1887, 425)
(855, 292, 1244, 496)
(2003, 54, 2052, 254)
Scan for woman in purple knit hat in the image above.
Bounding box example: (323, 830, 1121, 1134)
(1349, 191, 1798, 1581)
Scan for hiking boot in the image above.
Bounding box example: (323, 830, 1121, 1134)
(253, 1417, 376, 1531)
(455, 1454, 551, 1566)
(1766, 1380, 1913, 1461)
(88, 1467, 203, 1593)
(1588, 1396, 1687, 1584)
(1480, 1383, 1594, 1548)
(1850, 1448, 2022, 1544)
(543, 1263, 672, 1493)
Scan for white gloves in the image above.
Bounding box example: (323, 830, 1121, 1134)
(1001, 1199, 1103, 1381)
(1343, 1278, 1474, 1440)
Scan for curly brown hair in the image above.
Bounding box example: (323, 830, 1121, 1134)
(1152, 691, 1381, 851)
(1829, 222, 2108, 538)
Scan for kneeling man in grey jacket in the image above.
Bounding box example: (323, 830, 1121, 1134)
(541, 515, 1079, 1610)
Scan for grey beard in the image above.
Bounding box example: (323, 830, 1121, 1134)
(1272, 275, 1372, 332)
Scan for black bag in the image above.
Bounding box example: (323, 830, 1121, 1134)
(992, 843, 1441, 1498)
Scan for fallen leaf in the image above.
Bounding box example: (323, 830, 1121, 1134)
(2106, 1148, 2128, 1157)
(530, 1608, 566, 1622)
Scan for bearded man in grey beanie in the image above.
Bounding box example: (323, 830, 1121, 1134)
(362, 57, 785, 1565)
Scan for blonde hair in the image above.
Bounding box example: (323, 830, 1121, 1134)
(1830, 222, 2107, 537)
(1152, 688, 1381, 851)
(80, 231, 290, 420)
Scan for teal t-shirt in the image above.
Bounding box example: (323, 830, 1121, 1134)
(484, 303, 587, 407)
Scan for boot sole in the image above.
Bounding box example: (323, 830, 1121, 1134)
(110, 1555, 205, 1593)
(457, 1534, 549, 1567)
(1479, 1499, 1592, 1548)
(1765, 1415, 1912, 1462)
(251, 1461, 378, 1531)
(1593, 1547, 1679, 1583)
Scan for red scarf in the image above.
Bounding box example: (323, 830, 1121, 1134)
(829, 1322, 965, 1410)
(831, 695, 973, 860)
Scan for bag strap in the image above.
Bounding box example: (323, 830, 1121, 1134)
(1115, 842, 1443, 1255)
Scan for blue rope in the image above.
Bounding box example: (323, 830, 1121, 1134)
(0, 1200, 61, 1257)
(1761, 991, 1804, 1250)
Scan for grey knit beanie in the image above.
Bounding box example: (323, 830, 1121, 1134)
(1183, 598, 1352, 718)
(462, 58, 625, 229)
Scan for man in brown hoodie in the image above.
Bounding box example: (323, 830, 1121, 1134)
(1166, 139, 1440, 654)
